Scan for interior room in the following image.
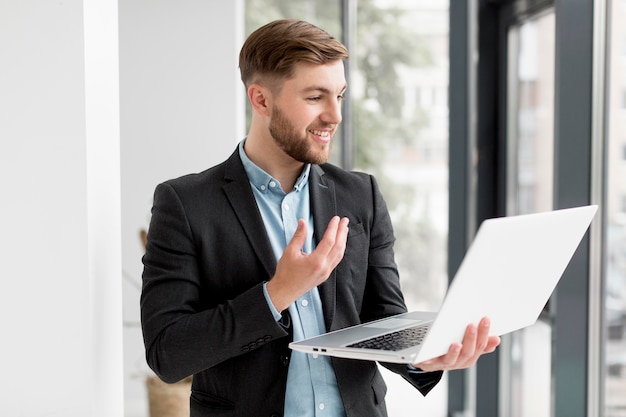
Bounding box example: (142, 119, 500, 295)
(1, 1, 624, 416)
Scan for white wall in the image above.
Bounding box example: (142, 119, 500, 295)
(0, 1, 243, 415)
(0, 0, 122, 416)
(119, 2, 245, 415)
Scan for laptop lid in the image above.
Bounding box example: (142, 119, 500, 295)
(289, 205, 598, 364)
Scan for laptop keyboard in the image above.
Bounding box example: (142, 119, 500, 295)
(347, 325, 430, 351)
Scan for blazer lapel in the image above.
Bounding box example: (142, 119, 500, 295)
(222, 150, 277, 278)
(310, 165, 338, 331)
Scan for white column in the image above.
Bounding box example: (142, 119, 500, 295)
(84, 0, 124, 416)
(0, 1, 123, 415)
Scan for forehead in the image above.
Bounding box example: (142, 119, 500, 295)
(281, 60, 347, 94)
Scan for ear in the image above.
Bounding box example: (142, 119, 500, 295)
(247, 83, 272, 117)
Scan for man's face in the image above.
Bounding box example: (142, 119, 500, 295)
(268, 60, 346, 165)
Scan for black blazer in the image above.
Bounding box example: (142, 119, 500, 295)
(141, 149, 442, 417)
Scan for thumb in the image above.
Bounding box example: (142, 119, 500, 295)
(287, 219, 308, 252)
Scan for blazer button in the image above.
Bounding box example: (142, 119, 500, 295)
(280, 355, 290, 366)
(270, 414, 281, 417)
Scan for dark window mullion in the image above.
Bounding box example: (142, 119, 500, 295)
(340, 0, 355, 171)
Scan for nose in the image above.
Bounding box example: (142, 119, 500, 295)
(321, 99, 342, 125)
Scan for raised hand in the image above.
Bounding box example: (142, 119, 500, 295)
(266, 216, 350, 311)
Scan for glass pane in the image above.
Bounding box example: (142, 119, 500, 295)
(503, 11, 555, 417)
(604, 1, 626, 415)
(507, 13, 555, 216)
(350, 1, 450, 415)
(353, 0, 449, 312)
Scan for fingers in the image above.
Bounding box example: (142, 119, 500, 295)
(460, 323, 479, 359)
(285, 218, 308, 254)
(414, 343, 461, 372)
(412, 317, 498, 372)
(285, 216, 349, 262)
(485, 335, 501, 353)
(328, 216, 350, 265)
(316, 216, 349, 257)
(307, 216, 349, 273)
(456, 318, 491, 366)
(476, 317, 491, 347)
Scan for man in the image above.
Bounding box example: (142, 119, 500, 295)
(141, 19, 500, 417)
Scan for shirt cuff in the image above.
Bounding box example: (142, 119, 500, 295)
(262, 282, 283, 321)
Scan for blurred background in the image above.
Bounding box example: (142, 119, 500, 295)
(1, 1, 625, 416)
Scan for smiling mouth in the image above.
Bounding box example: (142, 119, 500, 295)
(309, 128, 332, 139)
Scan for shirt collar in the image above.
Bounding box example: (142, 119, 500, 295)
(238, 139, 311, 193)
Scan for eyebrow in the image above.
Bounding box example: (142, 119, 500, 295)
(301, 85, 348, 95)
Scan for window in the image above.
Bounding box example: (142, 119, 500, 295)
(352, 1, 449, 313)
(604, 2, 626, 415)
(504, 11, 555, 417)
(507, 13, 555, 216)
(351, 3, 450, 413)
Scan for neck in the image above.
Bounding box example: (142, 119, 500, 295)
(244, 131, 304, 193)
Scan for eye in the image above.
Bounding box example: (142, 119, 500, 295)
(307, 96, 322, 102)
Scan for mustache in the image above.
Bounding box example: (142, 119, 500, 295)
(308, 124, 337, 130)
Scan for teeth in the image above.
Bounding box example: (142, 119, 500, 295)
(310, 129, 330, 137)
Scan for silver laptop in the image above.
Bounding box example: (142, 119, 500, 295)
(289, 205, 598, 364)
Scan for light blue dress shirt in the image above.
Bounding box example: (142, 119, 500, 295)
(239, 140, 346, 417)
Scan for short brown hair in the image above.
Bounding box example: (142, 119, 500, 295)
(239, 19, 349, 89)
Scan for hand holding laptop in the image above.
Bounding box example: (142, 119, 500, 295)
(412, 317, 501, 372)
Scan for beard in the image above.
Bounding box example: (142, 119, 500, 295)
(268, 104, 333, 165)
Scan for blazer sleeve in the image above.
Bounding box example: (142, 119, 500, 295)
(384, 363, 444, 396)
(140, 182, 289, 383)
